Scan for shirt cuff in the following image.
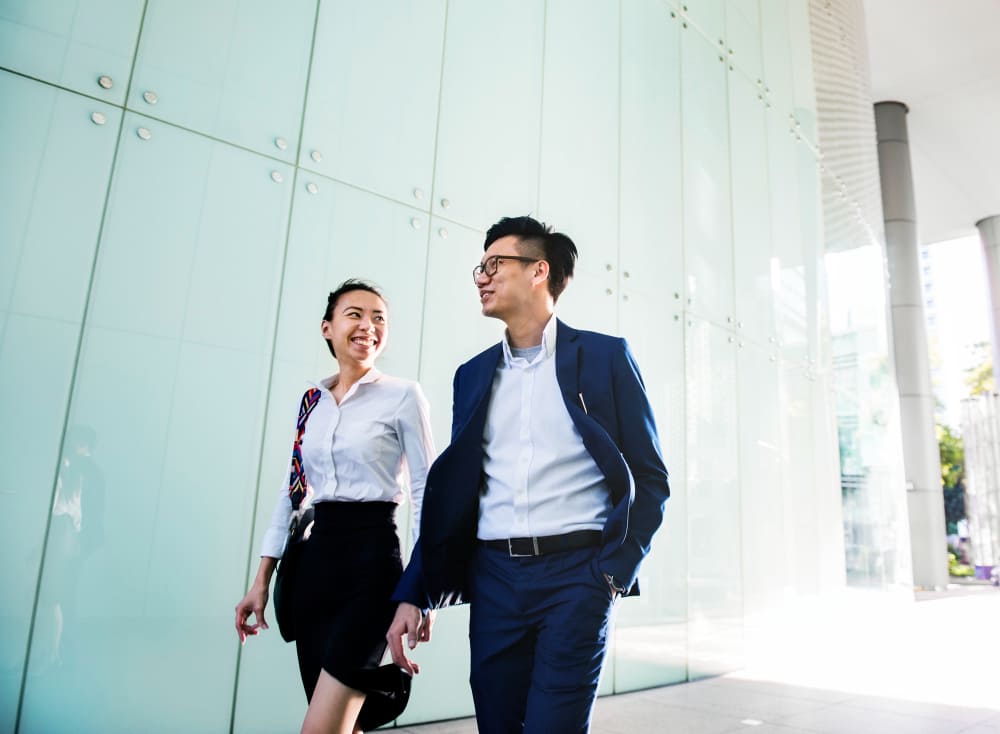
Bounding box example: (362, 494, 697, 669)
(259, 527, 287, 559)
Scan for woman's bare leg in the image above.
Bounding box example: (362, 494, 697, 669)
(301, 669, 366, 734)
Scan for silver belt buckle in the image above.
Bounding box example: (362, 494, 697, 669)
(507, 537, 540, 557)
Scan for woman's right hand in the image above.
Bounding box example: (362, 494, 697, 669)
(235, 584, 269, 643)
(235, 557, 278, 643)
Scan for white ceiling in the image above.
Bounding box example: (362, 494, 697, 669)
(863, 0, 1000, 245)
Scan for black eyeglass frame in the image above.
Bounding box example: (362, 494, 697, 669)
(472, 255, 540, 283)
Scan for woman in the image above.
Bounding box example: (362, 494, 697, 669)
(235, 279, 434, 734)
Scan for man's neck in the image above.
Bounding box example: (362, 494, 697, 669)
(504, 310, 554, 349)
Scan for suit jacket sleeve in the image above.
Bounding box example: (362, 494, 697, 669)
(601, 338, 670, 591)
(391, 366, 466, 609)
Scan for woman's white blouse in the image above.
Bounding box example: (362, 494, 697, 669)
(260, 369, 435, 558)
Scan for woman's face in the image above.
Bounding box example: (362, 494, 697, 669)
(321, 289, 388, 368)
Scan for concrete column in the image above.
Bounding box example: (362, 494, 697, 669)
(874, 101, 949, 589)
(976, 216, 1000, 390)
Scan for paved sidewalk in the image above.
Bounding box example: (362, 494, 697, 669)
(394, 585, 1000, 733)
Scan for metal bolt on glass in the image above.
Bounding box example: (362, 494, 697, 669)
(90, 112, 106, 125)
(136, 127, 151, 140)
(143, 91, 158, 105)
(270, 170, 283, 183)
(98, 75, 113, 89)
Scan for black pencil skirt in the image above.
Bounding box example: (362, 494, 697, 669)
(292, 501, 404, 719)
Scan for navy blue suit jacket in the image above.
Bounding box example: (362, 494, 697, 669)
(393, 319, 670, 609)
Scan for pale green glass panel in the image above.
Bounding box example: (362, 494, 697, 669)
(812, 369, 847, 593)
(780, 365, 821, 597)
(828, 245, 911, 588)
(538, 0, 618, 279)
(300, 0, 446, 205)
(685, 316, 743, 680)
(682, 29, 733, 326)
(231, 364, 319, 734)
(683, 0, 725, 45)
(20, 333, 269, 733)
(729, 69, 776, 347)
(787, 0, 817, 146)
(556, 269, 619, 338)
(614, 295, 687, 691)
(0, 71, 120, 319)
(128, 0, 314, 160)
(767, 110, 807, 363)
(736, 341, 786, 664)
(87, 113, 292, 351)
(605, 4, 687, 686)
(235, 182, 434, 730)
(419, 219, 502, 446)
(725, 0, 762, 86)
(0, 316, 81, 733)
(272, 179, 430, 383)
(797, 142, 823, 367)
(0, 0, 143, 104)
(0, 73, 118, 732)
(432, 0, 543, 230)
(19, 328, 175, 733)
(620, 0, 683, 310)
(759, 0, 795, 119)
(20, 117, 292, 731)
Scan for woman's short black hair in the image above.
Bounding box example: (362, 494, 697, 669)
(483, 215, 578, 302)
(322, 279, 386, 357)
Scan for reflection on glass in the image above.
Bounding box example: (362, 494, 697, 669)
(35, 425, 105, 671)
(827, 245, 912, 589)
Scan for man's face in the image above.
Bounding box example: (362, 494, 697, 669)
(475, 235, 539, 321)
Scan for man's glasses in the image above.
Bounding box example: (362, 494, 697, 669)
(472, 255, 540, 283)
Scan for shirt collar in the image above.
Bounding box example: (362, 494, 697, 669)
(500, 316, 558, 367)
(316, 366, 381, 395)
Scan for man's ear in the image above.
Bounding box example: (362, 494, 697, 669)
(532, 260, 550, 285)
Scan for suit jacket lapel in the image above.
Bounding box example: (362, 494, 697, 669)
(555, 319, 581, 411)
(455, 344, 502, 441)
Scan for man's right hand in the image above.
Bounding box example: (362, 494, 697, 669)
(386, 602, 427, 675)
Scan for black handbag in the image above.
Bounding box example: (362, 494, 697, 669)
(355, 663, 413, 730)
(272, 505, 314, 642)
(273, 388, 322, 643)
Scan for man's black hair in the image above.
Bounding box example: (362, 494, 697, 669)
(483, 215, 578, 302)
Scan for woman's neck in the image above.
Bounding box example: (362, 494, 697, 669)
(331, 362, 372, 403)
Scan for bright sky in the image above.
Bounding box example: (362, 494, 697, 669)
(922, 234, 992, 431)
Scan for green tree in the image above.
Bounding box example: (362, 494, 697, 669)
(937, 423, 965, 534)
(964, 341, 995, 396)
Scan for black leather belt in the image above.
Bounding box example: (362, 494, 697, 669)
(479, 530, 602, 557)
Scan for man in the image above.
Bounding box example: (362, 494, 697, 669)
(388, 215, 670, 733)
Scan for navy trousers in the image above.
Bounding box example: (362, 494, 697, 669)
(468, 544, 616, 734)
